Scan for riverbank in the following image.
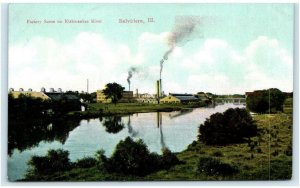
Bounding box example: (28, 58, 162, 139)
(66, 102, 208, 119)
(22, 112, 292, 181)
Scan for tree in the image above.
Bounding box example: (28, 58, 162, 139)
(102, 83, 125, 105)
(198, 108, 257, 145)
(105, 137, 181, 176)
(246, 88, 286, 113)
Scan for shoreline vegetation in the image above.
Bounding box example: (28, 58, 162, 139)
(67, 102, 209, 119)
(20, 97, 292, 181)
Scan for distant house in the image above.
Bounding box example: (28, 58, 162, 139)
(160, 93, 199, 104)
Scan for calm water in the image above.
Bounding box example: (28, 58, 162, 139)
(7, 104, 244, 181)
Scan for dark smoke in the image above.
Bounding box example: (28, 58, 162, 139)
(127, 67, 138, 87)
(160, 16, 203, 78)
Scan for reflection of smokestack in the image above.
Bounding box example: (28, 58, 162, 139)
(156, 112, 166, 149)
(127, 115, 137, 137)
(156, 112, 160, 128)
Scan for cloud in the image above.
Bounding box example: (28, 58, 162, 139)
(181, 36, 293, 94)
(9, 33, 293, 94)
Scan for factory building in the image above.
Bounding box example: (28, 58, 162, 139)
(160, 93, 199, 104)
(96, 90, 112, 103)
(119, 91, 134, 103)
(9, 89, 50, 100)
(136, 93, 158, 104)
(96, 90, 134, 103)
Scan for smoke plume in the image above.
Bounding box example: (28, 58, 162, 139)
(160, 16, 203, 78)
(127, 67, 138, 90)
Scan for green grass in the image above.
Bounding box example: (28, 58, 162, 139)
(67, 102, 207, 118)
(23, 112, 292, 181)
(283, 97, 293, 114)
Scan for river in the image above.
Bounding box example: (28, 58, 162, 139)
(7, 103, 244, 181)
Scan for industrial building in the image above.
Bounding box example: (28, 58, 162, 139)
(9, 89, 50, 100)
(9, 88, 80, 102)
(160, 93, 199, 104)
(96, 90, 134, 103)
(96, 90, 112, 103)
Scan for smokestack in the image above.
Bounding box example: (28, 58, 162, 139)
(160, 79, 162, 97)
(128, 83, 131, 92)
(136, 89, 138, 97)
(157, 80, 160, 99)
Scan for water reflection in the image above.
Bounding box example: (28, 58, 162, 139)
(169, 108, 194, 119)
(8, 118, 80, 156)
(127, 116, 138, 137)
(102, 116, 124, 134)
(8, 104, 245, 181)
(157, 112, 166, 150)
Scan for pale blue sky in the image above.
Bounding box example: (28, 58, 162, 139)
(9, 3, 294, 94)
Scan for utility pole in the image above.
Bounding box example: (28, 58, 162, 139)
(87, 79, 89, 93)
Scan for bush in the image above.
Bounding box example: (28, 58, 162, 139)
(197, 157, 238, 176)
(105, 137, 181, 176)
(95, 149, 108, 171)
(27, 149, 72, 175)
(246, 88, 286, 113)
(198, 108, 257, 145)
(161, 148, 182, 169)
(75, 157, 97, 168)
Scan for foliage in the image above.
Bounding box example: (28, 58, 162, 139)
(95, 149, 108, 171)
(160, 148, 182, 169)
(75, 157, 97, 168)
(197, 157, 239, 176)
(8, 93, 50, 120)
(102, 82, 125, 105)
(8, 93, 81, 119)
(27, 149, 72, 176)
(105, 137, 181, 176)
(246, 88, 286, 113)
(199, 108, 257, 145)
(102, 116, 124, 134)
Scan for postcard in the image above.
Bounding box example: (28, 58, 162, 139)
(7, 3, 294, 181)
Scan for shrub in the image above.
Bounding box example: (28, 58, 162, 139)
(197, 157, 238, 176)
(161, 148, 182, 169)
(198, 108, 257, 145)
(27, 149, 72, 175)
(105, 137, 181, 176)
(75, 157, 97, 168)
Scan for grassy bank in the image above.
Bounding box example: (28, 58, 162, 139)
(66, 102, 207, 119)
(23, 112, 292, 181)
